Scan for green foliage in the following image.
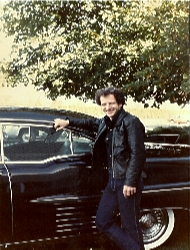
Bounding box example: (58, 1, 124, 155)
(1, 0, 189, 107)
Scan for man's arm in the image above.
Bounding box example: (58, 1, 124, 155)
(123, 117, 145, 198)
(124, 116, 146, 188)
(54, 117, 100, 133)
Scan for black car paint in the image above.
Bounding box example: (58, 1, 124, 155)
(0, 108, 189, 248)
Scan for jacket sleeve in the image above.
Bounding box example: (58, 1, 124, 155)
(67, 116, 100, 133)
(124, 116, 146, 187)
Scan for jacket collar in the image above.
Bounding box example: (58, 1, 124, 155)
(115, 108, 127, 127)
(104, 108, 126, 128)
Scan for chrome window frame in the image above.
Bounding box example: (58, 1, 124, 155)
(0, 119, 93, 164)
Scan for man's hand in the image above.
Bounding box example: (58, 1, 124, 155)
(54, 119, 69, 131)
(123, 185, 136, 198)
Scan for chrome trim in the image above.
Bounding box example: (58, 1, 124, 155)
(0, 231, 99, 247)
(0, 123, 4, 162)
(143, 186, 190, 194)
(1, 152, 89, 164)
(69, 131, 74, 155)
(0, 118, 53, 126)
(3, 163, 14, 236)
(145, 141, 190, 147)
(1, 153, 86, 164)
(30, 194, 100, 203)
(0, 124, 14, 235)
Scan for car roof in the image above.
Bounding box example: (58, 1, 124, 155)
(0, 107, 97, 138)
(0, 107, 95, 121)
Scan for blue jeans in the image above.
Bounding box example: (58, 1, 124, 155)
(95, 175, 144, 250)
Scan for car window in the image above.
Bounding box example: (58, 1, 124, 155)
(72, 131, 93, 154)
(2, 124, 92, 162)
(3, 124, 71, 161)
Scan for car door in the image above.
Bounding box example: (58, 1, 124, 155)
(143, 142, 190, 209)
(2, 121, 106, 243)
(0, 124, 13, 243)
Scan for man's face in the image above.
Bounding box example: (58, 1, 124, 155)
(100, 94, 122, 120)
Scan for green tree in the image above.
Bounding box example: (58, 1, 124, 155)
(1, 0, 189, 107)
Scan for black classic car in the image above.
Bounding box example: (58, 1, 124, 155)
(0, 108, 189, 250)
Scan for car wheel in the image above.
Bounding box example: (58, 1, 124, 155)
(140, 208, 175, 250)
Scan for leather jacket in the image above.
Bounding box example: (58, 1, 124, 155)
(68, 109, 146, 187)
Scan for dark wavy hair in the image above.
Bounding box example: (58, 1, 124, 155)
(95, 87, 126, 106)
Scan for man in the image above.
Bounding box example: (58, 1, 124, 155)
(54, 87, 146, 250)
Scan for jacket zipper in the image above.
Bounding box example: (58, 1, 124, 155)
(112, 128, 115, 178)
